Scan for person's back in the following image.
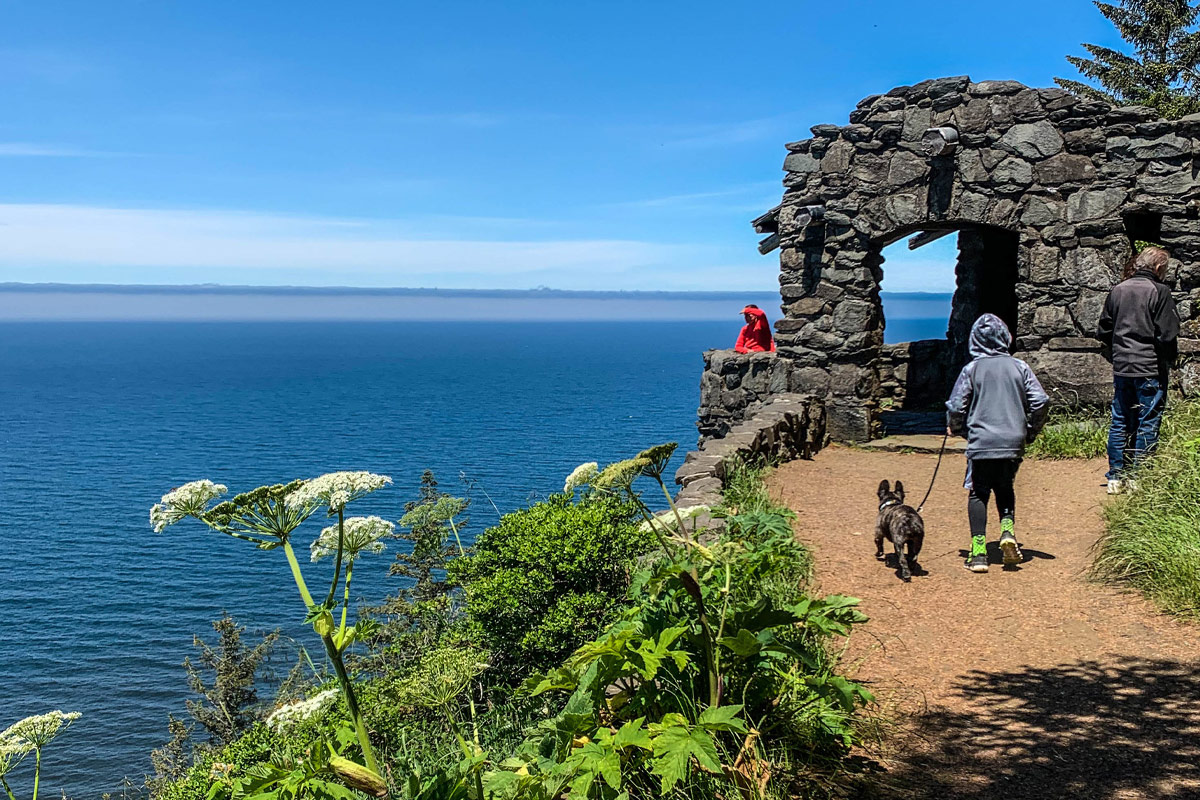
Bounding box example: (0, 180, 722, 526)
(1098, 259, 1178, 379)
(948, 314, 1048, 461)
(946, 313, 1048, 573)
(1097, 245, 1180, 492)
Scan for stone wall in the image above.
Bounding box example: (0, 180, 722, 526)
(697, 350, 795, 440)
(763, 75, 1200, 441)
(676, 393, 825, 509)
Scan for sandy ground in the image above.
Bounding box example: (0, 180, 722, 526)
(768, 446, 1200, 800)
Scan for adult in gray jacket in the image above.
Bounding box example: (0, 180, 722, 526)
(947, 314, 1049, 573)
(1097, 245, 1180, 494)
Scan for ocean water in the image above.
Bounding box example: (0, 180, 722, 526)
(0, 307, 948, 796)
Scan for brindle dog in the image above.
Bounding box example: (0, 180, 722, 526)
(875, 479, 925, 582)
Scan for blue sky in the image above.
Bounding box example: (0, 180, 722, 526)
(0, 1, 1120, 290)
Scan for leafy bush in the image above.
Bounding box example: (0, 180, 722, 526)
(448, 493, 652, 679)
(1026, 405, 1109, 460)
(1094, 399, 1200, 615)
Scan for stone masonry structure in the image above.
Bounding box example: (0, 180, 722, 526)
(697, 75, 1200, 445)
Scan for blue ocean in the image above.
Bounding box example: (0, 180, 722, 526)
(0, 300, 946, 796)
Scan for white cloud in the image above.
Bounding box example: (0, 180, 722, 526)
(0, 203, 729, 289)
(0, 142, 116, 157)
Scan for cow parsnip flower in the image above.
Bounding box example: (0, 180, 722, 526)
(399, 496, 468, 530)
(637, 505, 711, 533)
(200, 480, 309, 544)
(563, 462, 599, 493)
(2, 711, 81, 750)
(393, 648, 486, 709)
(0, 735, 32, 778)
(285, 472, 392, 513)
(150, 480, 228, 532)
(265, 688, 339, 732)
(592, 458, 651, 492)
(635, 442, 678, 480)
(311, 516, 394, 562)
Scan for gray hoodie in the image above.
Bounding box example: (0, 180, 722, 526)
(946, 314, 1049, 460)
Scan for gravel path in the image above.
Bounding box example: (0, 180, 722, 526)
(768, 446, 1200, 800)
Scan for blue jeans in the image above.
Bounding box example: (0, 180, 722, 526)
(1107, 375, 1166, 479)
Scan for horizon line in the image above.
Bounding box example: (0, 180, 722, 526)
(0, 282, 954, 298)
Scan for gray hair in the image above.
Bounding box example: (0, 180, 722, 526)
(1134, 246, 1170, 278)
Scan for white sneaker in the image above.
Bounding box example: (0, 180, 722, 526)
(1107, 479, 1124, 495)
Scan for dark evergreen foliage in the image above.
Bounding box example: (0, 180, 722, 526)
(182, 613, 279, 747)
(1057, 0, 1200, 118)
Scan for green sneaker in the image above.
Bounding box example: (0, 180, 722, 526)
(965, 535, 988, 572)
(999, 518, 1021, 565)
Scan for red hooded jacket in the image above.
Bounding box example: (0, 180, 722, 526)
(735, 306, 775, 353)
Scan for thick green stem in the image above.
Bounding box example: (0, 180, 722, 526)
(444, 711, 485, 800)
(2, 775, 16, 800)
(634, 503, 678, 558)
(657, 477, 690, 542)
(323, 634, 379, 774)
(324, 509, 346, 609)
(282, 541, 316, 608)
(713, 563, 733, 704)
(339, 559, 354, 639)
(447, 514, 466, 557)
(31, 749, 40, 800)
(282, 541, 377, 772)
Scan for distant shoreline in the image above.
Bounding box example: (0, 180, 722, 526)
(0, 284, 952, 323)
(0, 282, 953, 300)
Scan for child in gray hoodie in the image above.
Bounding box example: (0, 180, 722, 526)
(946, 314, 1049, 573)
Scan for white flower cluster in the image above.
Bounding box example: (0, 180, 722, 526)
(638, 505, 711, 533)
(563, 462, 599, 493)
(285, 472, 392, 512)
(311, 516, 394, 562)
(150, 480, 228, 532)
(0, 711, 81, 771)
(265, 688, 339, 732)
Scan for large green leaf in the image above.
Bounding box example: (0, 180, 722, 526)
(650, 724, 722, 792)
(697, 703, 747, 733)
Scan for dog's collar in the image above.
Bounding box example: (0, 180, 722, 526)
(879, 499, 901, 511)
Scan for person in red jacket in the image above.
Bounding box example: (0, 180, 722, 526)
(734, 305, 776, 353)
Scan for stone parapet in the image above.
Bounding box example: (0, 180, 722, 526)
(676, 393, 825, 510)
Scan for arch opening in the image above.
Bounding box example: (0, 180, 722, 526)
(872, 223, 1020, 433)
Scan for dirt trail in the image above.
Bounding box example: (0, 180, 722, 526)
(768, 447, 1200, 800)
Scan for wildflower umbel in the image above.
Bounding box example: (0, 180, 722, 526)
(638, 505, 711, 534)
(265, 688, 339, 732)
(592, 457, 651, 492)
(0, 734, 32, 778)
(285, 471, 392, 513)
(563, 462, 599, 493)
(311, 516, 394, 562)
(1, 711, 81, 751)
(150, 480, 228, 532)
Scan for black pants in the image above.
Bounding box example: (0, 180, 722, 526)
(967, 458, 1020, 537)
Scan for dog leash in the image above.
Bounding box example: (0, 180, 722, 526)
(914, 431, 949, 513)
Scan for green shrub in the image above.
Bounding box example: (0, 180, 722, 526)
(1026, 406, 1109, 460)
(448, 492, 652, 679)
(155, 724, 277, 800)
(1094, 399, 1200, 616)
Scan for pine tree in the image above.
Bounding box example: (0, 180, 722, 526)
(1056, 0, 1200, 119)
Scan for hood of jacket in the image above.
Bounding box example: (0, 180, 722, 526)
(741, 306, 768, 323)
(968, 313, 1012, 359)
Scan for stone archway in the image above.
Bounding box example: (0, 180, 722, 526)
(701, 76, 1200, 445)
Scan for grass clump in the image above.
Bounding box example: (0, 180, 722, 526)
(1026, 405, 1109, 460)
(1094, 398, 1200, 616)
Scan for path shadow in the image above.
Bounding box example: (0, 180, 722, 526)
(881, 552, 928, 580)
(880, 657, 1200, 799)
(954, 542, 1056, 571)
